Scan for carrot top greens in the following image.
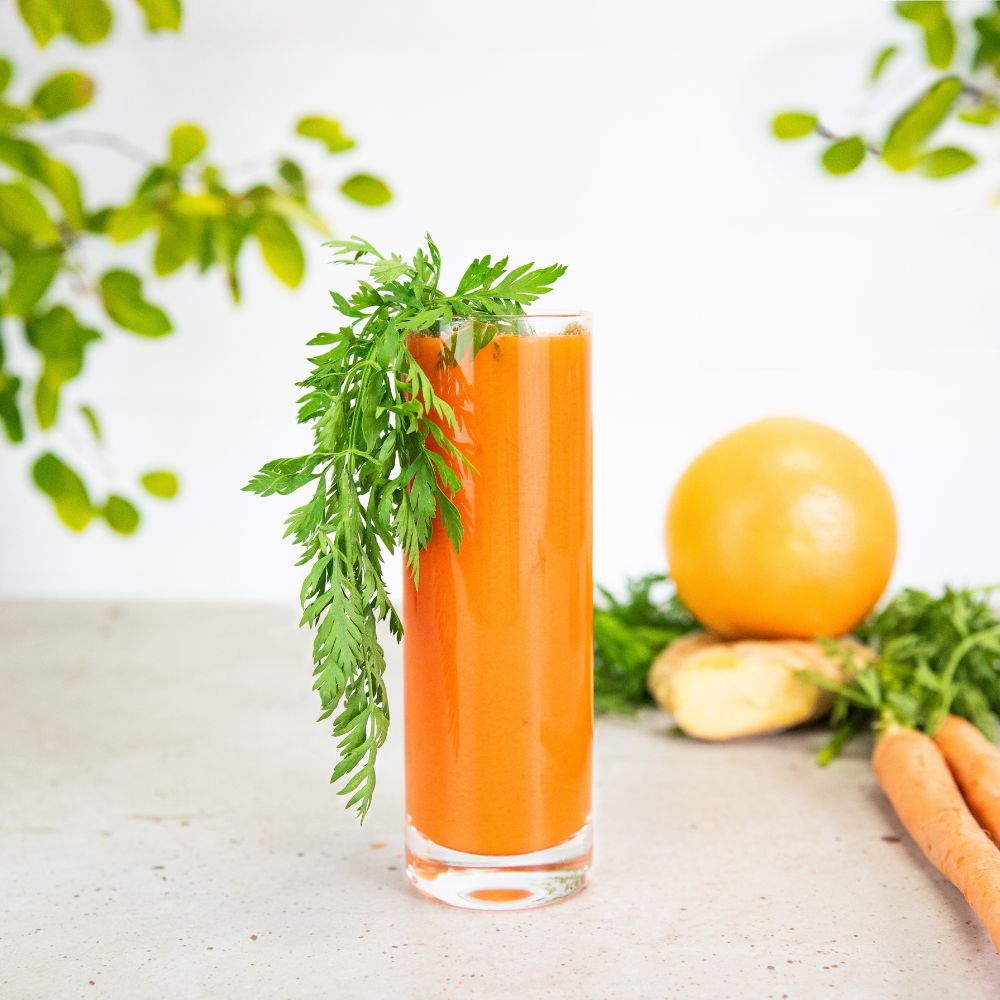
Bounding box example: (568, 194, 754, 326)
(594, 578, 1000, 768)
(245, 235, 566, 820)
(806, 587, 1000, 765)
(593, 575, 698, 715)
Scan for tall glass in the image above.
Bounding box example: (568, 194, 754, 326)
(403, 313, 593, 910)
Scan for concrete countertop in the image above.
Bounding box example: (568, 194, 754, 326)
(2, 601, 996, 999)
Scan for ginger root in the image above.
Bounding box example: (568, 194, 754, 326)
(647, 632, 872, 740)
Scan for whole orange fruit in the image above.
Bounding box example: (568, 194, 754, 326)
(666, 417, 897, 639)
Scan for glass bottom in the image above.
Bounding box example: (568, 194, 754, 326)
(405, 820, 592, 910)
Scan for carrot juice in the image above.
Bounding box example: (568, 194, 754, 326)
(402, 315, 593, 908)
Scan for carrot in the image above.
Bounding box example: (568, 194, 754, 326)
(872, 726, 1000, 952)
(935, 715, 1000, 847)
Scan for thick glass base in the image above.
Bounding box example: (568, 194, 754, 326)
(405, 821, 592, 910)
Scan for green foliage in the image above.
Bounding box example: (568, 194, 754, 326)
(296, 116, 355, 154)
(134, 0, 182, 31)
(64, 0, 114, 44)
(340, 173, 392, 206)
(168, 122, 206, 168)
(917, 145, 977, 177)
(806, 587, 1000, 765)
(140, 469, 178, 497)
(776, 5, 1000, 192)
(103, 494, 140, 534)
(246, 235, 566, 819)
(255, 215, 304, 287)
(973, 7, 1000, 70)
(771, 111, 817, 139)
(883, 75, 963, 169)
(593, 575, 699, 715)
(821, 136, 866, 175)
(79, 403, 101, 439)
(100, 269, 172, 336)
(26, 305, 101, 427)
(3, 0, 392, 533)
(895, 1, 956, 68)
(18, 0, 176, 45)
(32, 451, 93, 530)
(31, 71, 95, 120)
(871, 45, 899, 82)
(0, 182, 59, 240)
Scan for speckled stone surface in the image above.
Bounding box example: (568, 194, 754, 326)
(2, 601, 996, 999)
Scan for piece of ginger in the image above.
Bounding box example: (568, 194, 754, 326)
(647, 632, 872, 740)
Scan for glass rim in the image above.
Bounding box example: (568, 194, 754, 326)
(464, 311, 590, 321)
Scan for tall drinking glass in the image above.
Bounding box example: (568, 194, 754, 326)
(403, 313, 593, 909)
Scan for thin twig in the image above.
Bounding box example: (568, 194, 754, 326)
(814, 120, 882, 157)
(41, 129, 155, 166)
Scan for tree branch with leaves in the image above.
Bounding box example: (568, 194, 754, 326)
(773, 1, 1000, 180)
(2, 0, 391, 533)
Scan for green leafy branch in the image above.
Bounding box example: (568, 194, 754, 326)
(773, 2, 1000, 181)
(2, 0, 391, 533)
(245, 235, 566, 819)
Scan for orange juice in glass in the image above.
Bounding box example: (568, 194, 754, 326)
(403, 313, 593, 909)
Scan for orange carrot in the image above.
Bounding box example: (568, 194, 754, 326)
(935, 715, 1000, 847)
(872, 726, 1000, 952)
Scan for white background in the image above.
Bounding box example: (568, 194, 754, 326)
(1, 0, 997, 603)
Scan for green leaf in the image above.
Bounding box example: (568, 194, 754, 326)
(140, 469, 178, 498)
(17, 0, 63, 47)
(0, 370, 25, 442)
(883, 75, 963, 170)
(63, 0, 113, 43)
(153, 214, 196, 275)
(339, 173, 392, 207)
(31, 71, 95, 120)
(255, 215, 305, 287)
(0, 183, 59, 242)
(895, 0, 934, 19)
(916, 146, 977, 178)
(771, 111, 817, 139)
(871, 45, 899, 82)
(295, 116, 355, 153)
(278, 158, 305, 194)
(32, 452, 94, 531)
(171, 192, 225, 216)
(107, 200, 154, 242)
(5, 248, 60, 315)
(896, 2, 955, 68)
(973, 12, 1000, 70)
(99, 269, 172, 336)
(168, 123, 206, 169)
(134, 0, 182, 31)
(0, 104, 29, 128)
(264, 191, 330, 235)
(821, 136, 866, 175)
(104, 494, 140, 534)
(40, 157, 84, 228)
(958, 104, 1000, 126)
(0, 59, 13, 94)
(26, 304, 101, 386)
(0, 140, 88, 230)
(79, 403, 101, 440)
(925, 18, 955, 68)
(34, 374, 59, 428)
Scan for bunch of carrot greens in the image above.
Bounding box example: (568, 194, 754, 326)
(806, 586, 1000, 950)
(246, 235, 566, 819)
(593, 574, 697, 714)
(595, 580, 1000, 949)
